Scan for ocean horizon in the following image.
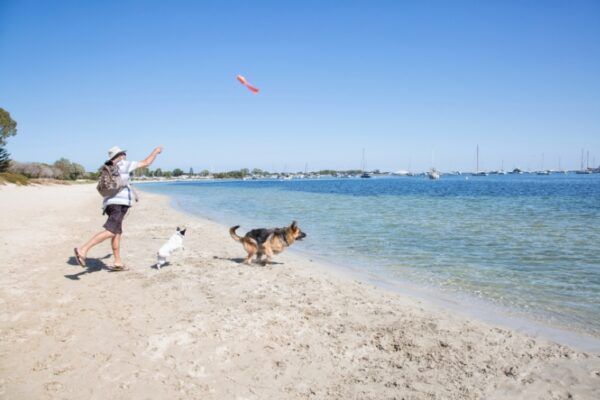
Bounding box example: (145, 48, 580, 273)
(140, 173, 600, 342)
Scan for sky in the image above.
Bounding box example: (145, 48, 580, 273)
(1, 0, 599, 172)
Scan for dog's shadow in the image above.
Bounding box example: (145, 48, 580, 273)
(65, 254, 112, 280)
(150, 262, 170, 270)
(212, 256, 284, 266)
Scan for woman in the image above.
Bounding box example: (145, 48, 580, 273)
(74, 145, 163, 270)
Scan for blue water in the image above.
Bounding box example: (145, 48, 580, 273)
(140, 174, 600, 337)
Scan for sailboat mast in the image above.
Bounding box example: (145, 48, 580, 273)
(587, 150, 590, 169)
(476, 145, 479, 173)
(541, 153, 544, 171)
(361, 148, 365, 172)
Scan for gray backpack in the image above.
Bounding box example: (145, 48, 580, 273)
(96, 164, 125, 197)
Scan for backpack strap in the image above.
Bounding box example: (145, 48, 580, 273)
(128, 183, 140, 202)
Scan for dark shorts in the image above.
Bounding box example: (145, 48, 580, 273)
(103, 204, 130, 234)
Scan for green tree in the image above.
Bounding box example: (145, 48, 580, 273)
(189, 167, 194, 176)
(52, 158, 86, 180)
(87, 171, 100, 180)
(53, 158, 72, 179)
(135, 167, 150, 177)
(200, 169, 210, 177)
(240, 168, 249, 177)
(0, 146, 10, 172)
(164, 171, 173, 178)
(154, 168, 163, 177)
(0, 108, 17, 146)
(173, 168, 184, 177)
(70, 162, 86, 180)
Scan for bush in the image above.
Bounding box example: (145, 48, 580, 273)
(0, 172, 29, 185)
(9, 159, 87, 180)
(87, 171, 100, 180)
(9, 161, 60, 178)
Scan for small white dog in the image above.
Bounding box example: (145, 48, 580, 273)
(156, 227, 186, 269)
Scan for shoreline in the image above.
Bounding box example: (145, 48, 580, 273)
(153, 184, 600, 352)
(1, 183, 599, 398)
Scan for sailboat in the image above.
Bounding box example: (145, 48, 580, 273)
(473, 145, 487, 176)
(427, 148, 440, 180)
(360, 148, 371, 178)
(498, 160, 507, 175)
(536, 153, 550, 175)
(576, 149, 592, 174)
(427, 169, 440, 180)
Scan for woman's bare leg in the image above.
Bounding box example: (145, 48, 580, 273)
(79, 230, 115, 257)
(111, 234, 123, 266)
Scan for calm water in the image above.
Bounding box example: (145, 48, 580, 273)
(141, 174, 600, 337)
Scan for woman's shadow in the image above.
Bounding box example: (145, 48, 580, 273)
(65, 254, 112, 280)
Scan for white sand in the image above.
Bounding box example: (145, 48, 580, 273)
(1, 183, 599, 399)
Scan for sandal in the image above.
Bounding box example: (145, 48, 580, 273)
(109, 265, 129, 271)
(74, 248, 86, 267)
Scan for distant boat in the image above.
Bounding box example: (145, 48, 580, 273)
(473, 145, 488, 176)
(536, 170, 550, 175)
(427, 168, 440, 180)
(360, 148, 371, 178)
(498, 160, 507, 175)
(428, 149, 440, 179)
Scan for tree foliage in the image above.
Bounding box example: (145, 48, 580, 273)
(172, 168, 184, 177)
(10, 158, 86, 180)
(53, 158, 85, 180)
(0, 108, 17, 146)
(0, 146, 10, 172)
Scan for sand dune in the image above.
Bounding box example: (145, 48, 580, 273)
(1, 183, 598, 399)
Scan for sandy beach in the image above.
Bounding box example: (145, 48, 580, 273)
(1, 183, 599, 399)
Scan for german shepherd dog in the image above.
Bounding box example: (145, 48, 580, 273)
(229, 221, 307, 265)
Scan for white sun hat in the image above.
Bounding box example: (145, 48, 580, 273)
(107, 146, 127, 161)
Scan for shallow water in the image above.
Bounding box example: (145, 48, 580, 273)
(141, 174, 600, 337)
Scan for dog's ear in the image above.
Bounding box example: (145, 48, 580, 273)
(291, 221, 298, 229)
(176, 226, 181, 232)
(180, 228, 187, 236)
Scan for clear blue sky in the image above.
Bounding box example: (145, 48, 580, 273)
(1, 0, 599, 172)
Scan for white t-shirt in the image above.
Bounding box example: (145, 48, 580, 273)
(103, 160, 139, 208)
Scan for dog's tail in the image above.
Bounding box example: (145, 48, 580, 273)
(229, 225, 243, 242)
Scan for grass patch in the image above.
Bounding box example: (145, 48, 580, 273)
(29, 178, 71, 185)
(0, 172, 30, 185)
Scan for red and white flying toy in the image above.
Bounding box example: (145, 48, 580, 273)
(236, 75, 260, 94)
